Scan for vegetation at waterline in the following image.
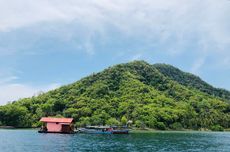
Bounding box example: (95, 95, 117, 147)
(0, 61, 230, 131)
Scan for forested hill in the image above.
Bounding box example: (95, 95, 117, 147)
(0, 61, 230, 131)
(154, 63, 230, 100)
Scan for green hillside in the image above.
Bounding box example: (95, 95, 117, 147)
(0, 61, 230, 131)
(154, 63, 230, 100)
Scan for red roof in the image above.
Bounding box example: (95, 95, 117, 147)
(40, 117, 73, 123)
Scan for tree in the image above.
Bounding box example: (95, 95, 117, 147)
(106, 118, 120, 126)
(0, 61, 230, 131)
(121, 116, 127, 125)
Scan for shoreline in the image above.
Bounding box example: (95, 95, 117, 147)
(130, 129, 229, 133)
(1, 126, 229, 132)
(0, 126, 38, 129)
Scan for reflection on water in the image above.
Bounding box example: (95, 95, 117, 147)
(0, 129, 230, 152)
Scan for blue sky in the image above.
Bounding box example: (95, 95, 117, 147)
(0, 0, 230, 104)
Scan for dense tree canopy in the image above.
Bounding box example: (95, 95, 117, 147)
(0, 61, 230, 130)
(154, 63, 230, 100)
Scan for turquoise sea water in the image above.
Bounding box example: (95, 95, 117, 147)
(1, 129, 230, 152)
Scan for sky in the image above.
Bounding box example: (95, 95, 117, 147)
(0, 0, 230, 105)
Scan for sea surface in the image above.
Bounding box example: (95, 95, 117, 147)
(0, 129, 230, 152)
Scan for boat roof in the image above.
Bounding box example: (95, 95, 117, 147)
(40, 117, 73, 123)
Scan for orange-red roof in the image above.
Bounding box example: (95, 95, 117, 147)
(40, 117, 73, 123)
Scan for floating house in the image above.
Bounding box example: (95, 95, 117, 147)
(39, 117, 74, 134)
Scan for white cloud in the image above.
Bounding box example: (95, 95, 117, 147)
(0, 83, 60, 105)
(0, 0, 229, 95)
(0, 0, 228, 35)
(0, 0, 229, 56)
(0, 76, 18, 84)
(190, 57, 206, 74)
(130, 53, 143, 61)
(0, 71, 60, 105)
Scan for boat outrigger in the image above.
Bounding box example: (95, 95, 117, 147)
(78, 125, 129, 134)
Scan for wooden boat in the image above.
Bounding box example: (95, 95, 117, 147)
(78, 126, 113, 134)
(110, 126, 129, 134)
(78, 126, 129, 134)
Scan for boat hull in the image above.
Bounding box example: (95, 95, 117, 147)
(78, 128, 129, 134)
(112, 130, 129, 134)
(78, 128, 112, 134)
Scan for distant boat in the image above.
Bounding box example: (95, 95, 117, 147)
(110, 126, 129, 134)
(38, 117, 75, 134)
(78, 126, 129, 134)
